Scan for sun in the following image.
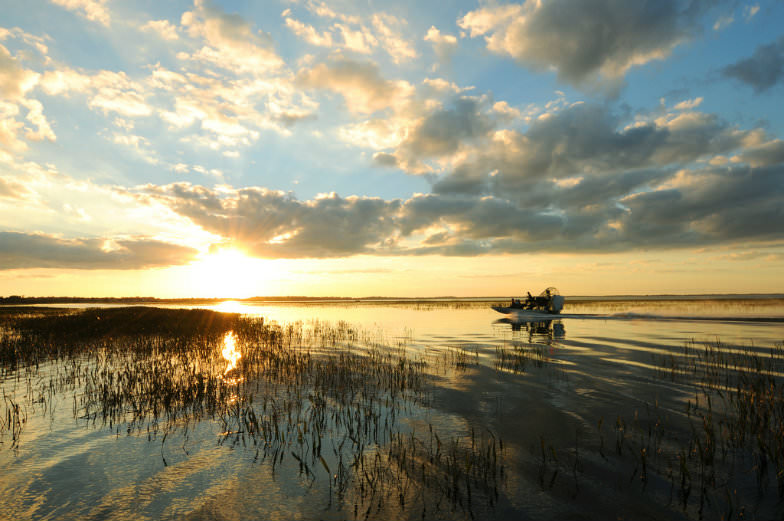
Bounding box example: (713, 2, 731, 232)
(189, 248, 264, 298)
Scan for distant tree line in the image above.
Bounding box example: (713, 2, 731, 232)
(0, 295, 364, 304)
(0, 296, 174, 304)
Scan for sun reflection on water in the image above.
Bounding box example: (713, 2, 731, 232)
(221, 331, 242, 380)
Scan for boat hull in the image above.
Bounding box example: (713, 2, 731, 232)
(491, 306, 560, 317)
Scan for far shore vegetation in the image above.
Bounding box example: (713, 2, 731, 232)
(1, 294, 783, 306)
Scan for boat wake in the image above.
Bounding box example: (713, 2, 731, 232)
(567, 312, 784, 323)
(496, 309, 784, 324)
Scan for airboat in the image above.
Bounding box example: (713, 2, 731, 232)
(492, 287, 565, 315)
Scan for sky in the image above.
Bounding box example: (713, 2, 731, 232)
(0, 0, 783, 298)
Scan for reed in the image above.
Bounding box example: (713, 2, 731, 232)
(0, 306, 503, 519)
(4, 305, 781, 519)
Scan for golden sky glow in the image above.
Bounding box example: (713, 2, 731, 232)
(1, 247, 781, 298)
(1, 1, 783, 297)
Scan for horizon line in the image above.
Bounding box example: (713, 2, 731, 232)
(2, 293, 783, 303)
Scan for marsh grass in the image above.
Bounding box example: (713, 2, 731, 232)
(0, 307, 503, 519)
(4, 305, 782, 519)
(493, 321, 563, 374)
(566, 338, 784, 519)
(481, 321, 784, 519)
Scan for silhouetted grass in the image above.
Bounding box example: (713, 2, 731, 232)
(12, 306, 241, 341)
(0, 306, 503, 519)
(6, 305, 781, 519)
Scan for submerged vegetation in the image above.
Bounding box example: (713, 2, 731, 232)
(1, 305, 783, 519)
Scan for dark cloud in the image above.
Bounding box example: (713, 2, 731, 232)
(136, 184, 402, 258)
(553, 168, 673, 210)
(373, 152, 398, 167)
(619, 165, 784, 246)
(396, 163, 784, 255)
(738, 140, 784, 167)
(431, 103, 751, 198)
(0, 232, 198, 269)
(127, 102, 784, 258)
(372, 97, 498, 173)
(722, 37, 784, 93)
(133, 160, 784, 258)
(398, 98, 494, 161)
(459, 0, 713, 89)
(273, 111, 317, 127)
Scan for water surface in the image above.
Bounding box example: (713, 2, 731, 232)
(2, 297, 783, 519)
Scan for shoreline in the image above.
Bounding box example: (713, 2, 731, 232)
(1, 293, 783, 306)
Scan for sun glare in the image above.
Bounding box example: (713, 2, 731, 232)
(221, 331, 241, 375)
(190, 249, 264, 298)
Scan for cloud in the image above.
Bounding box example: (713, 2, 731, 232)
(332, 23, 376, 54)
(141, 19, 179, 41)
(722, 37, 784, 93)
(39, 57, 314, 152)
(0, 153, 220, 259)
(430, 102, 759, 197)
(617, 165, 784, 246)
(284, 17, 333, 47)
(181, 0, 283, 74)
(336, 90, 501, 173)
(712, 14, 734, 31)
(737, 139, 784, 167)
(297, 57, 414, 114)
(421, 78, 472, 95)
(303, 1, 361, 25)
(0, 232, 198, 269)
(424, 26, 458, 63)
(131, 183, 403, 258)
(339, 117, 409, 150)
(342, 93, 754, 184)
(0, 176, 32, 200)
(393, 97, 495, 169)
(0, 27, 50, 59)
(40, 68, 152, 117)
(129, 124, 784, 258)
(32, 1, 318, 157)
(282, 5, 417, 63)
(0, 102, 27, 153)
(400, 162, 784, 255)
(111, 132, 159, 164)
(373, 152, 398, 167)
(370, 14, 417, 63)
(37, 68, 91, 95)
(673, 97, 703, 110)
(21, 99, 55, 142)
(0, 44, 39, 101)
(458, 0, 710, 90)
(0, 43, 55, 153)
(149, 63, 315, 147)
(50, 0, 110, 27)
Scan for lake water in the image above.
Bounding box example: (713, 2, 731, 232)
(2, 297, 784, 520)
